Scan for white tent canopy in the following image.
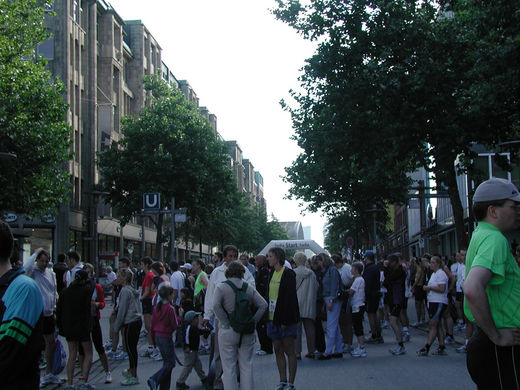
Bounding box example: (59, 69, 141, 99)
(258, 240, 326, 255)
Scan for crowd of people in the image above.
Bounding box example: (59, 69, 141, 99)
(0, 178, 520, 390)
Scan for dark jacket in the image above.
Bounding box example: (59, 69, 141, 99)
(363, 262, 380, 295)
(57, 281, 93, 339)
(383, 265, 406, 306)
(53, 262, 68, 295)
(270, 267, 300, 326)
(255, 264, 270, 300)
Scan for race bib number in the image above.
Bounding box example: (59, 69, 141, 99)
(269, 299, 277, 313)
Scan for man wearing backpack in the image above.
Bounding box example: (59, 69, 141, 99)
(0, 220, 44, 389)
(213, 261, 267, 390)
(203, 245, 255, 390)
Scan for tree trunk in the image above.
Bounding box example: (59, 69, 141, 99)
(156, 213, 164, 260)
(442, 165, 468, 250)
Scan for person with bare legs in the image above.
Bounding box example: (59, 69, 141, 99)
(383, 254, 407, 355)
(267, 247, 300, 390)
(417, 256, 448, 356)
(57, 269, 95, 389)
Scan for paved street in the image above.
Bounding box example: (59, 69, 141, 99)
(50, 300, 474, 390)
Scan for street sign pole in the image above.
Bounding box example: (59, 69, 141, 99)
(171, 197, 175, 263)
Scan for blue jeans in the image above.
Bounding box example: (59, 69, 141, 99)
(151, 336, 176, 390)
(324, 297, 343, 355)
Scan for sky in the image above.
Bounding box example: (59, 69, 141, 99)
(109, 0, 327, 246)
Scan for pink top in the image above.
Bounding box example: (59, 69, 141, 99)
(150, 302, 180, 342)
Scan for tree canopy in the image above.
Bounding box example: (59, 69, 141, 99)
(0, 0, 71, 216)
(274, 0, 520, 250)
(99, 74, 288, 255)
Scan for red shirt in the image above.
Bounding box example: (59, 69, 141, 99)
(142, 271, 155, 299)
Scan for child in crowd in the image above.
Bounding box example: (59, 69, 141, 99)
(147, 285, 181, 390)
(349, 262, 367, 357)
(175, 311, 210, 390)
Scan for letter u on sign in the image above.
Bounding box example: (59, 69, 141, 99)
(143, 193, 160, 210)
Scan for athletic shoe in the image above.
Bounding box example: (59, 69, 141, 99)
(77, 382, 96, 390)
(432, 347, 447, 356)
(121, 376, 139, 386)
(367, 336, 382, 344)
(255, 349, 267, 356)
(389, 345, 406, 355)
(402, 332, 410, 342)
(122, 369, 132, 378)
(106, 349, 118, 358)
(140, 347, 154, 357)
(350, 347, 367, 358)
(381, 320, 390, 329)
(444, 335, 455, 345)
(105, 371, 112, 384)
(147, 377, 158, 390)
(416, 347, 428, 357)
(342, 344, 353, 353)
(140, 329, 148, 337)
(176, 382, 190, 390)
(150, 350, 163, 361)
(114, 351, 128, 360)
(103, 340, 112, 350)
(456, 344, 467, 353)
(274, 382, 287, 390)
(40, 373, 64, 386)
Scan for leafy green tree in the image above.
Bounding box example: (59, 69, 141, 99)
(98, 74, 236, 254)
(0, 0, 71, 216)
(274, 0, 520, 249)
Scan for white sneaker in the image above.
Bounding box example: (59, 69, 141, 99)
(256, 350, 267, 356)
(456, 345, 467, 353)
(350, 347, 367, 358)
(444, 336, 455, 345)
(40, 373, 64, 386)
(140, 346, 154, 357)
(390, 345, 406, 355)
(103, 340, 112, 350)
(105, 371, 112, 384)
(150, 350, 163, 361)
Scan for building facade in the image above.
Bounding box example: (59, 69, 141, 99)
(10, 0, 265, 267)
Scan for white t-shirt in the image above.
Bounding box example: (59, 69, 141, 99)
(65, 263, 83, 287)
(170, 270, 185, 306)
(427, 269, 448, 304)
(456, 263, 466, 292)
(380, 270, 387, 293)
(339, 263, 354, 288)
(350, 276, 365, 313)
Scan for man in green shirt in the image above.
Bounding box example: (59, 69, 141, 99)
(464, 177, 520, 389)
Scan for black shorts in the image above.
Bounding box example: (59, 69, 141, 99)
(467, 328, 520, 390)
(366, 292, 381, 313)
(389, 303, 402, 318)
(142, 298, 153, 315)
(456, 292, 464, 302)
(352, 307, 365, 337)
(43, 315, 56, 335)
(414, 285, 426, 301)
(427, 302, 446, 321)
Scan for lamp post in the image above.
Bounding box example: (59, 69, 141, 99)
(365, 204, 384, 261)
(89, 190, 109, 281)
